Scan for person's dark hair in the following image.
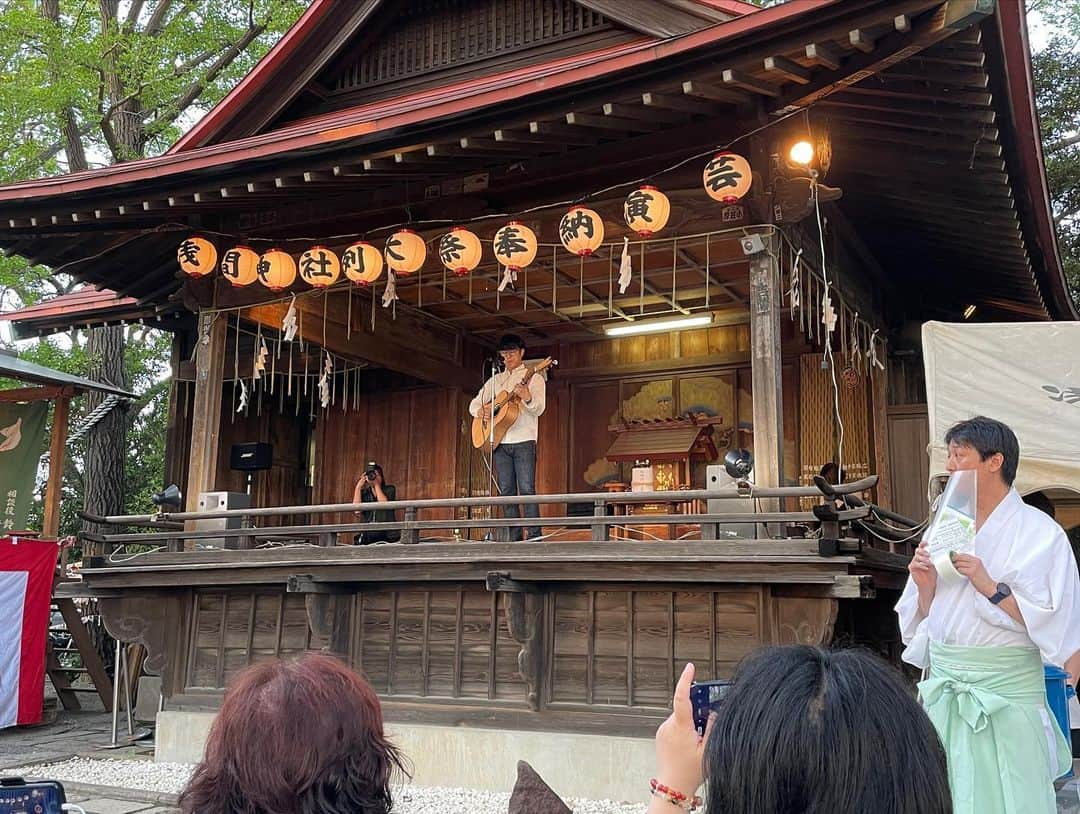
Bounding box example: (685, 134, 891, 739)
(704, 646, 952, 814)
(818, 463, 848, 484)
(179, 653, 408, 814)
(944, 415, 1020, 486)
(1023, 490, 1056, 519)
(497, 333, 526, 351)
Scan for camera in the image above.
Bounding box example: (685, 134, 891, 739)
(364, 462, 379, 481)
(690, 679, 732, 736)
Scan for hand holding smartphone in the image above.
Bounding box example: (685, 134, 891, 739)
(690, 679, 731, 736)
(0, 778, 66, 814)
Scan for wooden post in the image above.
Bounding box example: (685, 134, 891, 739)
(43, 395, 70, 539)
(749, 233, 784, 495)
(185, 311, 228, 512)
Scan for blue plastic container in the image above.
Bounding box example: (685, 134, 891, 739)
(1044, 665, 1076, 777)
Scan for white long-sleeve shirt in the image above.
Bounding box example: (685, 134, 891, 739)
(468, 365, 546, 444)
(895, 488, 1080, 669)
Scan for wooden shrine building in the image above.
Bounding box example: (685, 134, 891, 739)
(0, 0, 1074, 791)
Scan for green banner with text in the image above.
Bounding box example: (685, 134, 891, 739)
(0, 401, 48, 532)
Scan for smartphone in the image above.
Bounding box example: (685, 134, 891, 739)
(0, 778, 66, 814)
(690, 679, 731, 736)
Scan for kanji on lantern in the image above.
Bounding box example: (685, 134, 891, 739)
(257, 249, 297, 291)
(703, 152, 752, 203)
(342, 241, 384, 286)
(559, 206, 604, 256)
(299, 246, 341, 288)
(177, 236, 217, 277)
(439, 227, 482, 277)
(385, 229, 426, 274)
(493, 221, 538, 271)
(220, 246, 259, 286)
(624, 186, 671, 238)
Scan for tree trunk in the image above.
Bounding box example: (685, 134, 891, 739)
(82, 325, 129, 536)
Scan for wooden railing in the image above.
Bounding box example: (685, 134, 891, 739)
(80, 476, 921, 558)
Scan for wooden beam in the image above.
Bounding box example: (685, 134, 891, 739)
(566, 111, 656, 132)
(529, 120, 597, 145)
(848, 29, 876, 53)
(748, 233, 783, 494)
(459, 136, 529, 153)
(185, 311, 227, 512)
(721, 68, 780, 97)
(642, 90, 716, 116)
(43, 395, 69, 538)
(827, 110, 999, 140)
(602, 102, 683, 125)
(820, 95, 997, 124)
(763, 55, 811, 85)
(804, 42, 842, 71)
(0, 385, 71, 403)
(773, 0, 996, 115)
(681, 79, 750, 105)
(493, 128, 554, 145)
(838, 82, 992, 107)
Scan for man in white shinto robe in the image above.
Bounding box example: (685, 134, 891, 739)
(896, 416, 1080, 814)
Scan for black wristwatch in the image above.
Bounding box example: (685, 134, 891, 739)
(989, 582, 1012, 605)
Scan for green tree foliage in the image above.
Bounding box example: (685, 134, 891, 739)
(0, 0, 306, 534)
(1031, 0, 1080, 306)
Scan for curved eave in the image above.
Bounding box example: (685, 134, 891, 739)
(991, 1, 1076, 320)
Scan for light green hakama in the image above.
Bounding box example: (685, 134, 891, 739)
(919, 641, 1072, 814)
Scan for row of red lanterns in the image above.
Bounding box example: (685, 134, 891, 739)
(177, 152, 752, 289)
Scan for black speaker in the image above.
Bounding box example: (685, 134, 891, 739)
(230, 442, 272, 471)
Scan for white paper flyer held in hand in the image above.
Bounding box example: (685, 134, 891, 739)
(925, 469, 977, 583)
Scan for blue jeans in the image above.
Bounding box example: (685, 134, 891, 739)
(493, 440, 539, 541)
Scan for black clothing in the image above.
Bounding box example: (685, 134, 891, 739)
(354, 483, 400, 545)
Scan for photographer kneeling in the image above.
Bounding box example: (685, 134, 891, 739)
(352, 462, 400, 545)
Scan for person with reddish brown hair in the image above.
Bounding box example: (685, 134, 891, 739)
(179, 653, 408, 814)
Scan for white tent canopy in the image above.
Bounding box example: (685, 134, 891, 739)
(923, 321, 1080, 511)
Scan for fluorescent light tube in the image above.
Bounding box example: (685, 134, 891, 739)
(603, 314, 714, 337)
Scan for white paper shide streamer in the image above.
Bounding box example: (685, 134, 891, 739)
(236, 380, 248, 413)
(788, 248, 802, 317)
(498, 266, 517, 292)
(318, 352, 332, 408)
(254, 337, 268, 379)
(382, 269, 399, 308)
(617, 237, 633, 294)
(282, 295, 298, 342)
(821, 284, 837, 334)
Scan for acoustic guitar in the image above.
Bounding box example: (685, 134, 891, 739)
(471, 357, 557, 452)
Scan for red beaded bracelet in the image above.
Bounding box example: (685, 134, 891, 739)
(649, 779, 702, 812)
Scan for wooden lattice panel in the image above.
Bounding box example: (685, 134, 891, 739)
(799, 353, 834, 502)
(332, 0, 612, 93)
(838, 373, 871, 482)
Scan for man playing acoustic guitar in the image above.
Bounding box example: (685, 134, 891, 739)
(468, 334, 547, 541)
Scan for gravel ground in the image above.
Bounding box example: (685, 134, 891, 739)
(10, 757, 647, 813)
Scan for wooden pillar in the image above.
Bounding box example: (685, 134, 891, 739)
(42, 394, 70, 538)
(185, 311, 228, 511)
(749, 233, 784, 493)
